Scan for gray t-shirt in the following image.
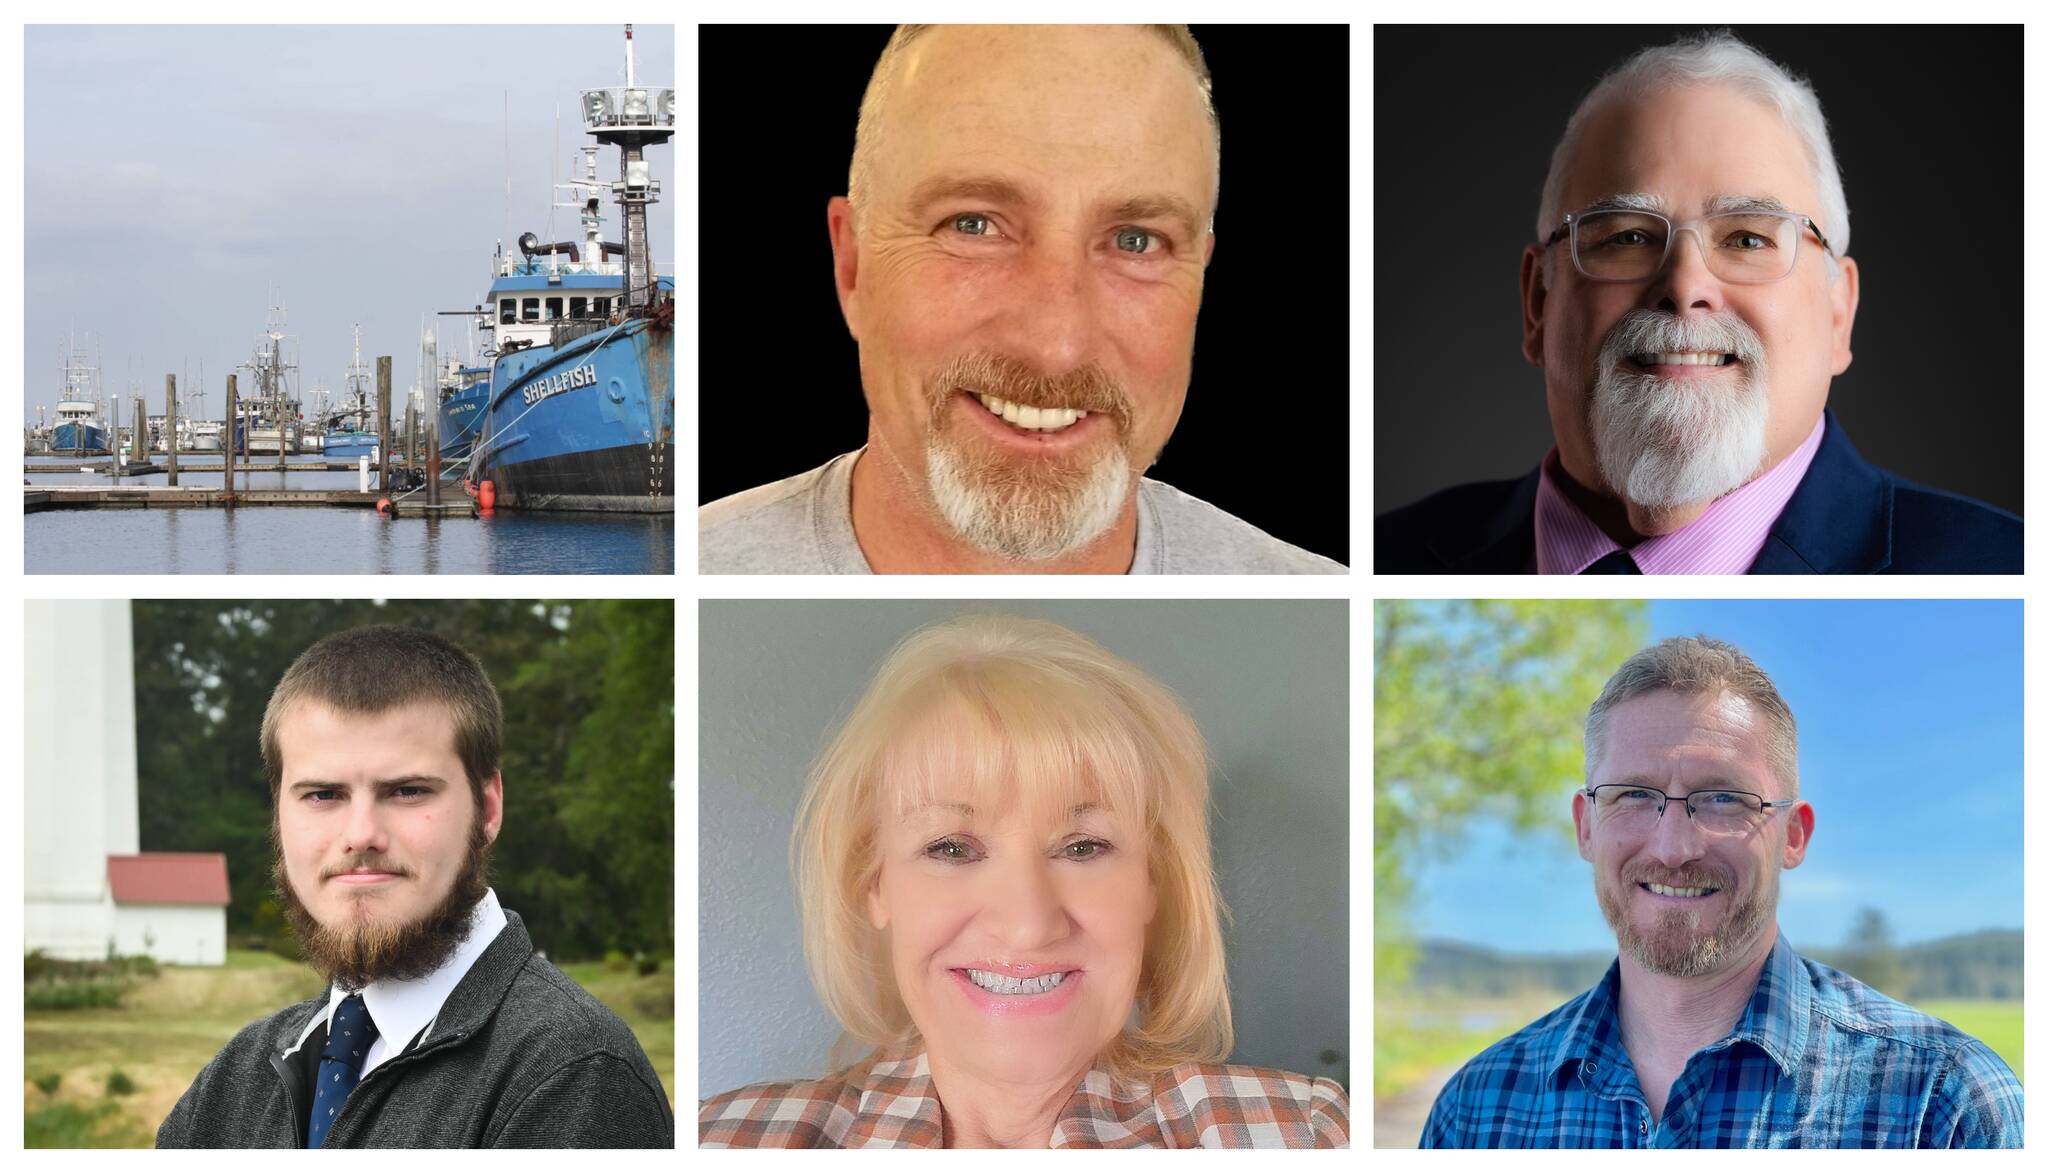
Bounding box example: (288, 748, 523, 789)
(700, 450, 1345, 574)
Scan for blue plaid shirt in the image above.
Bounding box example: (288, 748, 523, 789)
(1422, 934, 2023, 1147)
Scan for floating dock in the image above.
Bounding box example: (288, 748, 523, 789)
(24, 486, 474, 516)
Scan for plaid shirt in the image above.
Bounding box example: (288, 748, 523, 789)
(700, 1045, 1349, 1147)
(1422, 934, 2023, 1148)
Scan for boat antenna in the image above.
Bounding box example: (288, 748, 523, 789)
(502, 90, 512, 269)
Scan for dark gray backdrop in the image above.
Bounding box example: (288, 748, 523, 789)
(699, 599, 1349, 1097)
(1374, 25, 2022, 517)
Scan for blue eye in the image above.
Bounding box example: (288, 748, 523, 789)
(1114, 228, 1156, 254)
(950, 213, 992, 236)
(1061, 838, 1113, 861)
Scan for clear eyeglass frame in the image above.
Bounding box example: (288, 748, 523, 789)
(1579, 783, 1794, 836)
(1545, 208, 1834, 284)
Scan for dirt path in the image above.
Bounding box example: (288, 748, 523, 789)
(1373, 1063, 1458, 1148)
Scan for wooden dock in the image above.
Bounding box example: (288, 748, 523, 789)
(26, 486, 398, 512)
(28, 459, 413, 475)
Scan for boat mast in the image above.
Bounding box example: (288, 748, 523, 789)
(581, 24, 674, 314)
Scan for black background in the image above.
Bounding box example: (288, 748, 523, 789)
(700, 25, 1352, 565)
(1374, 26, 2022, 518)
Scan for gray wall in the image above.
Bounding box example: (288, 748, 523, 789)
(699, 599, 1349, 1098)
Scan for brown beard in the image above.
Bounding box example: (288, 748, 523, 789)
(274, 811, 493, 992)
(1595, 860, 1774, 978)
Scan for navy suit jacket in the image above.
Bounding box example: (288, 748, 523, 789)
(1375, 412, 2021, 573)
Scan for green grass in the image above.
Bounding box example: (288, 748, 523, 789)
(24, 947, 675, 1148)
(1374, 994, 1556, 1100)
(23, 1100, 154, 1148)
(1918, 1001, 2023, 1082)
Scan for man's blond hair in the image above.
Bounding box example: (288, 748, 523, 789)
(846, 24, 1219, 231)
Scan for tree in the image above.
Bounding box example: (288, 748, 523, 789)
(1374, 600, 1648, 988)
(1840, 906, 1904, 997)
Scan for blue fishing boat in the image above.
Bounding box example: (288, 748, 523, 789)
(323, 324, 380, 461)
(438, 24, 673, 512)
(50, 334, 110, 456)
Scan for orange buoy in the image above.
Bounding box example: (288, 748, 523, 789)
(375, 497, 393, 515)
(479, 480, 496, 510)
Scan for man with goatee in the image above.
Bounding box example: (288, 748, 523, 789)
(157, 626, 673, 1148)
(1421, 637, 2021, 1147)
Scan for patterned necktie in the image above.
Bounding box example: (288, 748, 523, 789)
(1580, 549, 1642, 574)
(307, 993, 379, 1148)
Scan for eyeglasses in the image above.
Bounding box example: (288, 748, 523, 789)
(1545, 207, 1833, 284)
(1580, 784, 1794, 837)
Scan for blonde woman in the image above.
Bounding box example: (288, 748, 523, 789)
(699, 616, 1348, 1148)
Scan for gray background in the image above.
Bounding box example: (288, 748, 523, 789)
(699, 599, 1350, 1098)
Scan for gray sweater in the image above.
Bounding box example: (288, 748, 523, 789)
(156, 911, 673, 1148)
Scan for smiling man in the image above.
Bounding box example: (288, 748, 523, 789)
(1420, 637, 2022, 1148)
(699, 24, 1341, 574)
(1376, 31, 2020, 573)
(157, 626, 672, 1148)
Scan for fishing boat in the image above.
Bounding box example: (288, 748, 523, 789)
(322, 325, 380, 461)
(50, 334, 111, 456)
(234, 304, 304, 455)
(438, 24, 674, 511)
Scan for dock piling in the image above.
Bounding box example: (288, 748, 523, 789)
(377, 356, 392, 493)
(165, 373, 179, 487)
(225, 373, 238, 496)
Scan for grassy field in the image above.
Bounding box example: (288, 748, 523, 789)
(23, 948, 674, 1148)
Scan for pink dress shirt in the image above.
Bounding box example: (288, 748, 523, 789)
(1534, 415, 1827, 574)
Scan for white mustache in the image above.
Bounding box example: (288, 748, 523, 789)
(1603, 310, 1765, 365)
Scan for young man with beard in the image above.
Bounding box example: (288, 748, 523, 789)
(698, 25, 1342, 575)
(157, 626, 673, 1148)
(1421, 637, 2022, 1147)
(1375, 31, 2020, 574)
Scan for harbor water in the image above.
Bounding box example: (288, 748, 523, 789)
(26, 457, 673, 574)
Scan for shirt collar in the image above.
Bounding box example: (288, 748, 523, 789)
(292, 888, 508, 1064)
(1547, 930, 1809, 1085)
(1534, 414, 1826, 574)
(846, 1044, 1153, 1147)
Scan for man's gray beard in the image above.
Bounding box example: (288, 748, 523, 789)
(925, 436, 1132, 562)
(1590, 312, 1771, 509)
(1595, 864, 1775, 978)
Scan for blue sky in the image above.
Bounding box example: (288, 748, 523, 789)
(1410, 599, 2023, 953)
(23, 24, 675, 425)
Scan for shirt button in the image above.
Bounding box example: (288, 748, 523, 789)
(1639, 1120, 1649, 1135)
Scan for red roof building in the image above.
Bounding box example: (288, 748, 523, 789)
(106, 853, 231, 906)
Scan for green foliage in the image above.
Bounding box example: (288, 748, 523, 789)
(27, 979, 129, 1010)
(1374, 600, 1648, 989)
(603, 948, 630, 972)
(24, 1100, 153, 1148)
(131, 600, 675, 961)
(33, 1072, 61, 1096)
(634, 952, 661, 977)
(105, 1069, 137, 1096)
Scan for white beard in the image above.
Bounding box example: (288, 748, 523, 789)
(1590, 314, 1771, 509)
(925, 438, 1132, 563)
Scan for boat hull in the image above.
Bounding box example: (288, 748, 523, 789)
(471, 317, 673, 512)
(324, 431, 378, 461)
(52, 422, 109, 456)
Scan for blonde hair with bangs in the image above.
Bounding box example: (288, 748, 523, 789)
(792, 615, 1233, 1082)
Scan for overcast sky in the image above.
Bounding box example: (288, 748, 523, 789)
(24, 23, 675, 424)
